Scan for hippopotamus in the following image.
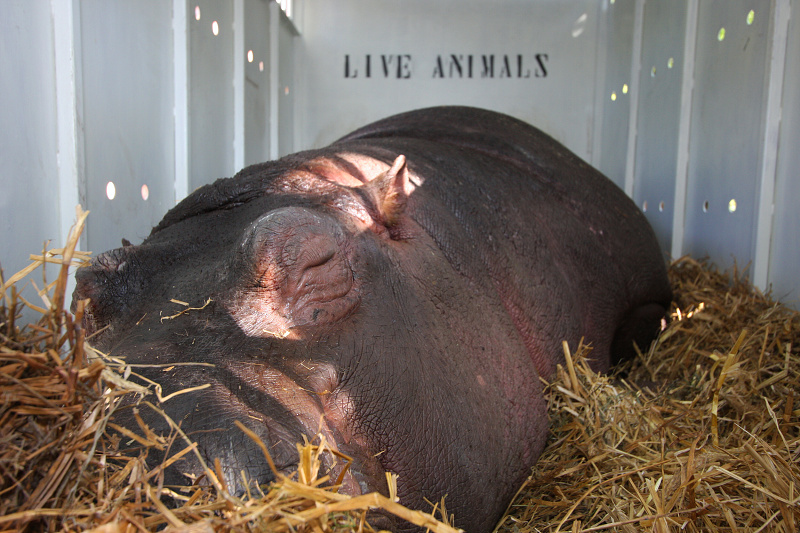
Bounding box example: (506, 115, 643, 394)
(72, 106, 671, 532)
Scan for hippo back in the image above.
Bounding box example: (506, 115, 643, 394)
(334, 106, 672, 379)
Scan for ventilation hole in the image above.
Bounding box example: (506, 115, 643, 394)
(611, 91, 617, 101)
(194, 5, 201, 21)
(622, 83, 629, 94)
(718, 27, 726, 41)
(728, 199, 737, 213)
(746, 10, 755, 25)
(667, 57, 674, 69)
(212, 20, 219, 36)
(141, 184, 149, 201)
(702, 201, 709, 212)
(571, 13, 588, 39)
(106, 181, 116, 201)
(247, 50, 254, 62)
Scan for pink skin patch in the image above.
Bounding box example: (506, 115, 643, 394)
(303, 152, 420, 194)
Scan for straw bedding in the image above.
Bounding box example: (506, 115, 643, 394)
(496, 257, 799, 533)
(1, 210, 797, 532)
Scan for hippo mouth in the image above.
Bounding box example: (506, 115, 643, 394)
(106, 347, 374, 499)
(199, 361, 378, 498)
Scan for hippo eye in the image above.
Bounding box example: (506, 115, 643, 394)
(228, 207, 360, 337)
(290, 238, 338, 280)
(303, 249, 335, 270)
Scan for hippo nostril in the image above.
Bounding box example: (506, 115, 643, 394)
(80, 308, 101, 338)
(95, 247, 134, 273)
(73, 267, 103, 303)
(71, 245, 146, 341)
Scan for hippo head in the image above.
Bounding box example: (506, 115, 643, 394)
(73, 154, 416, 494)
(73, 150, 545, 531)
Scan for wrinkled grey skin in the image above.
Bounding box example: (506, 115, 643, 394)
(73, 107, 671, 532)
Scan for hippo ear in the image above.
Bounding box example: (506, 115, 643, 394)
(360, 155, 409, 227)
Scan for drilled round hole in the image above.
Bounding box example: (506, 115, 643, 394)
(667, 57, 674, 69)
(141, 184, 149, 201)
(106, 181, 116, 201)
(611, 91, 617, 101)
(728, 199, 737, 213)
(212, 20, 219, 36)
(718, 27, 726, 41)
(194, 5, 201, 21)
(702, 201, 709, 212)
(247, 50, 254, 63)
(658, 201, 665, 212)
(746, 10, 755, 25)
(642, 201, 648, 212)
